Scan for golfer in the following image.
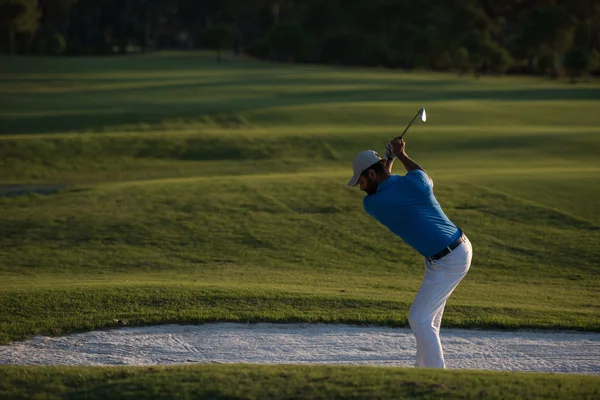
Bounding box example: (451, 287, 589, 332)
(347, 137, 472, 369)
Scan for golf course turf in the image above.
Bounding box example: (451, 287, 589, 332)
(1, 52, 599, 398)
(1, 365, 599, 400)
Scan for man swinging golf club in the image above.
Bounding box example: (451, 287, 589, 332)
(347, 113, 472, 369)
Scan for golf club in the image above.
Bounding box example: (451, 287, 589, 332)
(384, 107, 427, 160)
(399, 107, 427, 140)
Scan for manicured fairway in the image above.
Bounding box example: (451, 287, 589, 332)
(0, 53, 599, 397)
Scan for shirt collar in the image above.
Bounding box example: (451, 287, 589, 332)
(376, 174, 398, 193)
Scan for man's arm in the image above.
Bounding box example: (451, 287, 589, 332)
(397, 152, 426, 173)
(391, 138, 433, 182)
(383, 157, 395, 174)
(383, 142, 396, 174)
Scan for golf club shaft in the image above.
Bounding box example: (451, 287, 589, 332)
(399, 110, 421, 140)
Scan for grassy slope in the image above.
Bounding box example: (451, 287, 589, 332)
(1, 172, 599, 343)
(0, 53, 599, 347)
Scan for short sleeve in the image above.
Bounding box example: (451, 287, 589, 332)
(363, 195, 376, 218)
(406, 170, 433, 192)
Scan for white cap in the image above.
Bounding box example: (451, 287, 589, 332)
(347, 150, 383, 186)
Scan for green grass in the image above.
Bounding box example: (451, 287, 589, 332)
(1, 364, 599, 400)
(1, 169, 599, 343)
(0, 52, 599, 395)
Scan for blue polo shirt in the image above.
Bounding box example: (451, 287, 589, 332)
(363, 170, 461, 258)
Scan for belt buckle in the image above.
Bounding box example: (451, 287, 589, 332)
(428, 249, 444, 263)
(428, 233, 465, 263)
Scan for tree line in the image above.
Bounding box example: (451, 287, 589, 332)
(1, 0, 599, 79)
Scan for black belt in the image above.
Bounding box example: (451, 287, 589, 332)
(426, 233, 467, 262)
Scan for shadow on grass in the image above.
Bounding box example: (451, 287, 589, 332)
(2, 84, 599, 135)
(0, 184, 72, 197)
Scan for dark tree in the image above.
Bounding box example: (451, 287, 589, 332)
(0, 0, 39, 54)
(0, 0, 598, 80)
(202, 23, 234, 62)
(564, 46, 589, 82)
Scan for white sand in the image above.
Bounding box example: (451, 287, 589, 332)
(1, 323, 598, 375)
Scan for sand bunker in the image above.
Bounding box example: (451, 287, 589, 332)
(1, 323, 598, 375)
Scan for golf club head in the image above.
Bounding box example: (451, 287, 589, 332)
(398, 107, 427, 140)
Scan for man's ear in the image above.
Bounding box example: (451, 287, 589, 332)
(368, 169, 377, 180)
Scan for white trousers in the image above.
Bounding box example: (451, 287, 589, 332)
(408, 237, 472, 369)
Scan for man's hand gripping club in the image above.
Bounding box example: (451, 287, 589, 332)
(385, 137, 431, 181)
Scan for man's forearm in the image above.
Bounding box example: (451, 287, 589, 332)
(397, 152, 426, 173)
(384, 157, 395, 174)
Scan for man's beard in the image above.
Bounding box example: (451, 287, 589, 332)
(363, 178, 378, 195)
